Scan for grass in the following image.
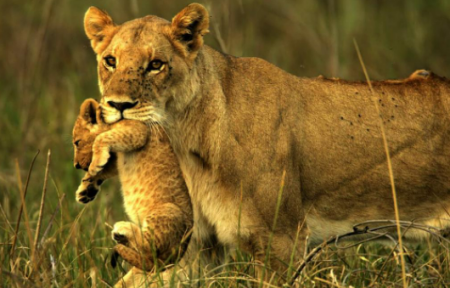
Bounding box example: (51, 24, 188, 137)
(353, 39, 407, 288)
(2, 0, 450, 286)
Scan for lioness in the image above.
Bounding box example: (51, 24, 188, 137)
(84, 3, 450, 285)
(73, 99, 193, 272)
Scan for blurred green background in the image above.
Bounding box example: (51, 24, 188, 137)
(3, 0, 450, 206)
(1, 0, 450, 286)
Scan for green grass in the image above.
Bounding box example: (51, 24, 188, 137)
(2, 0, 450, 286)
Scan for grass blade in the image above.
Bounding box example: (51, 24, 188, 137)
(10, 150, 40, 262)
(353, 39, 407, 288)
(32, 149, 51, 263)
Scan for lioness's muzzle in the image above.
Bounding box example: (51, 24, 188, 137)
(107, 101, 138, 112)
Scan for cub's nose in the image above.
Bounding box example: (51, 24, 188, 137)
(107, 101, 138, 112)
(75, 163, 82, 169)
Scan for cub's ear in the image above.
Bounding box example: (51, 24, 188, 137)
(95, 105, 105, 125)
(80, 99, 99, 125)
(84, 7, 116, 54)
(171, 3, 209, 60)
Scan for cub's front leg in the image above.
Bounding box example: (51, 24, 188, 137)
(76, 154, 118, 204)
(89, 120, 149, 176)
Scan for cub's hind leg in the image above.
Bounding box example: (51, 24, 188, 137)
(111, 221, 144, 250)
(111, 203, 193, 272)
(111, 221, 157, 271)
(112, 216, 225, 288)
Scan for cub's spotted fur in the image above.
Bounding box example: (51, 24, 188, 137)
(73, 98, 193, 272)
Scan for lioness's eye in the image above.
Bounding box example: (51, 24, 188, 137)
(74, 140, 80, 147)
(104, 56, 116, 68)
(146, 60, 164, 72)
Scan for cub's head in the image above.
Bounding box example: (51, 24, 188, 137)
(83, 3, 209, 125)
(73, 99, 103, 171)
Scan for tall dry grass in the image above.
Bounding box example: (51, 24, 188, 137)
(2, 0, 450, 286)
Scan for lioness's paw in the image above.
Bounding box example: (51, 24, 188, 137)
(111, 221, 142, 249)
(89, 148, 110, 176)
(75, 181, 100, 204)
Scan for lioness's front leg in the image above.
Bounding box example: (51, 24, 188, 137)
(89, 120, 149, 176)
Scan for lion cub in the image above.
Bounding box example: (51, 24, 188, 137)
(73, 98, 193, 271)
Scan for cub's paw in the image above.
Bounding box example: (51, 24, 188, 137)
(111, 221, 142, 249)
(112, 244, 153, 271)
(89, 147, 110, 176)
(75, 178, 102, 204)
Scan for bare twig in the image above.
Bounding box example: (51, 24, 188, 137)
(10, 150, 40, 261)
(287, 220, 450, 286)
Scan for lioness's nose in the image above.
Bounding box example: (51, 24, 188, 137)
(75, 163, 82, 169)
(107, 101, 138, 112)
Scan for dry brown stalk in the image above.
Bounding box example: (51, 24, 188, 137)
(10, 150, 40, 262)
(353, 39, 408, 288)
(39, 193, 65, 247)
(32, 150, 51, 266)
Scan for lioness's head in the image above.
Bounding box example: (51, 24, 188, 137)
(73, 99, 103, 171)
(84, 4, 209, 125)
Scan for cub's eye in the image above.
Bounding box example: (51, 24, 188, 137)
(146, 60, 164, 73)
(74, 140, 80, 147)
(104, 56, 116, 69)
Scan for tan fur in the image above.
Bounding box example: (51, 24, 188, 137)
(84, 3, 450, 286)
(73, 99, 193, 272)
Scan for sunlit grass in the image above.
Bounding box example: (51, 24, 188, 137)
(2, 0, 450, 286)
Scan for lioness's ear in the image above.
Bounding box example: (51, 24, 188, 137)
(171, 3, 209, 60)
(84, 7, 116, 54)
(80, 99, 99, 125)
